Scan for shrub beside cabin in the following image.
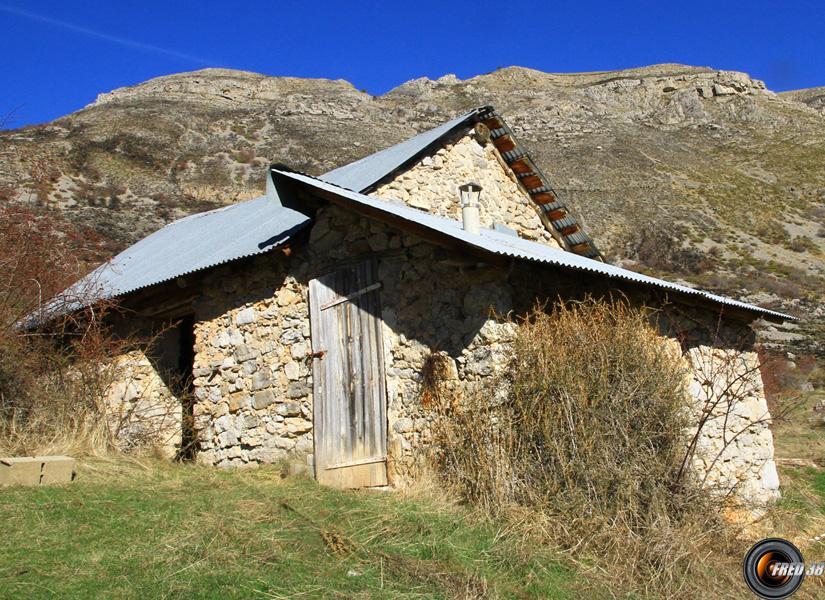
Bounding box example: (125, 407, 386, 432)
(49, 107, 789, 506)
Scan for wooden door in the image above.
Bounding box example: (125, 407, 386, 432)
(309, 260, 388, 488)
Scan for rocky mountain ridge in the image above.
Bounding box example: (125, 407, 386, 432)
(1, 64, 823, 353)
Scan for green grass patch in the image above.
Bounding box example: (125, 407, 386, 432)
(0, 459, 575, 599)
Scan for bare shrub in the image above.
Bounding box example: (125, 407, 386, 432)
(0, 205, 148, 456)
(433, 299, 736, 596)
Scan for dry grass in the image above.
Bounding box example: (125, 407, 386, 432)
(434, 299, 743, 598)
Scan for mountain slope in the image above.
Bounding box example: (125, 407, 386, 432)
(1, 64, 823, 350)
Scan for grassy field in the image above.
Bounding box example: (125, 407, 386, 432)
(3, 391, 825, 599)
(0, 458, 577, 600)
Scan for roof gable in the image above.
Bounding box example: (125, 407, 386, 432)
(369, 129, 562, 248)
(321, 105, 602, 259)
(321, 108, 483, 192)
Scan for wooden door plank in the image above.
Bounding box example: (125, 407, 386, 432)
(309, 259, 388, 488)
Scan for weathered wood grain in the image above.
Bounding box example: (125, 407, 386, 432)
(309, 259, 387, 488)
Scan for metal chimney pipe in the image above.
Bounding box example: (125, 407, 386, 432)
(458, 182, 482, 235)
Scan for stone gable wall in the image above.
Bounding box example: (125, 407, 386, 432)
(371, 130, 561, 246)
(185, 205, 517, 478)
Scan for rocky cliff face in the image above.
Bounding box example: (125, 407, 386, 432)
(1, 64, 823, 352)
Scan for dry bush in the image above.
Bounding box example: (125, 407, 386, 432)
(434, 299, 738, 597)
(0, 205, 140, 456)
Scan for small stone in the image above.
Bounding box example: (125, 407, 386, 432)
(284, 361, 300, 381)
(409, 195, 430, 210)
(217, 431, 237, 447)
(276, 401, 302, 417)
(241, 434, 262, 447)
(296, 437, 314, 454)
(277, 288, 298, 307)
(227, 328, 244, 346)
(287, 419, 312, 435)
(214, 414, 232, 433)
(280, 329, 303, 344)
(291, 343, 308, 360)
(242, 360, 257, 376)
(252, 389, 276, 409)
(235, 344, 256, 362)
(228, 395, 248, 413)
(274, 437, 295, 450)
(393, 418, 414, 433)
(251, 371, 271, 391)
(286, 382, 309, 399)
(235, 307, 257, 325)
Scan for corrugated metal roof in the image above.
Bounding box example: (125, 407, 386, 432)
(275, 169, 793, 321)
(320, 108, 484, 192)
(61, 195, 311, 304)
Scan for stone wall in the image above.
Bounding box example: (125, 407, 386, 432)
(103, 350, 182, 458)
(189, 258, 314, 469)
(684, 345, 779, 509)
(371, 129, 561, 246)
(183, 204, 518, 478)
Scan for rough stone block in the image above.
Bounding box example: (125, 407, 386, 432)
(251, 372, 271, 391)
(276, 401, 301, 417)
(235, 307, 257, 325)
(286, 382, 308, 399)
(234, 344, 256, 362)
(252, 389, 277, 409)
(0, 457, 42, 486)
(284, 361, 300, 381)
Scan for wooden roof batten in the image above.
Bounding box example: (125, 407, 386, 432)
(475, 107, 603, 261)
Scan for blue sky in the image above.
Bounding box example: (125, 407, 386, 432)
(1, 0, 824, 128)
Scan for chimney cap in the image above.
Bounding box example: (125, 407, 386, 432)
(458, 182, 483, 208)
(458, 182, 483, 193)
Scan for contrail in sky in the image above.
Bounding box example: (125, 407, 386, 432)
(0, 4, 219, 66)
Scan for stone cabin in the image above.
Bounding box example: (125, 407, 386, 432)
(56, 106, 790, 505)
